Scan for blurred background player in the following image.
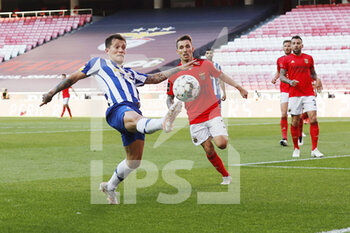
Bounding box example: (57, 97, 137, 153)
(1, 88, 9, 100)
(280, 35, 323, 158)
(204, 49, 226, 107)
(167, 35, 248, 185)
(271, 40, 291, 146)
(58, 74, 77, 119)
(40, 34, 194, 204)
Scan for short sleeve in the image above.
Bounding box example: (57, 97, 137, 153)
(80, 57, 100, 77)
(125, 68, 148, 87)
(309, 56, 314, 70)
(206, 60, 222, 78)
(277, 56, 284, 72)
(281, 56, 288, 70)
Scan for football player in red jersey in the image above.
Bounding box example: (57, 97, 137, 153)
(272, 40, 292, 146)
(167, 35, 248, 185)
(280, 35, 323, 158)
(59, 74, 77, 119)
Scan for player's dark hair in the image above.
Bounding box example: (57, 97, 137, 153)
(61, 74, 66, 77)
(176, 34, 192, 48)
(291, 35, 302, 41)
(105, 34, 126, 49)
(206, 48, 213, 52)
(283, 40, 291, 44)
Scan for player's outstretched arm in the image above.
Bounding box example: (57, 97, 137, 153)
(144, 60, 195, 84)
(40, 71, 87, 107)
(218, 72, 248, 99)
(280, 69, 299, 87)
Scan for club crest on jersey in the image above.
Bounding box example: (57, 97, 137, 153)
(304, 59, 309, 64)
(192, 137, 198, 143)
(199, 72, 205, 80)
(291, 60, 295, 63)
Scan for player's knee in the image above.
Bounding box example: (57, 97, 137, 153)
(309, 118, 317, 124)
(127, 159, 141, 169)
(216, 140, 228, 150)
(291, 117, 299, 127)
(213, 136, 228, 150)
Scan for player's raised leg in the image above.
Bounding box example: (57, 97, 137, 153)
(132, 101, 182, 134)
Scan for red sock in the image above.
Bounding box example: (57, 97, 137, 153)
(206, 151, 229, 177)
(280, 117, 288, 140)
(310, 122, 319, 150)
(60, 106, 66, 117)
(67, 106, 72, 118)
(291, 125, 299, 149)
(298, 117, 304, 137)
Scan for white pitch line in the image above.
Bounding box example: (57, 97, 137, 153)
(230, 154, 350, 166)
(226, 119, 350, 127)
(244, 165, 350, 171)
(318, 227, 350, 233)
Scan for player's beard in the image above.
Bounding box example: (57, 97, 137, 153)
(293, 49, 301, 55)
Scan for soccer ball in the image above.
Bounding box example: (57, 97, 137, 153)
(173, 75, 200, 102)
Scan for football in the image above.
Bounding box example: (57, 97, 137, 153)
(172, 75, 200, 102)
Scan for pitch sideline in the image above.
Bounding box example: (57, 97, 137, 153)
(230, 154, 350, 170)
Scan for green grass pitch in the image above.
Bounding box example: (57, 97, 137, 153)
(0, 117, 349, 233)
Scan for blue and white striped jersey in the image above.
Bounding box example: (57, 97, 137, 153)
(211, 62, 222, 97)
(81, 57, 148, 106)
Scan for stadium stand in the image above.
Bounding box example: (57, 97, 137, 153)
(214, 4, 350, 91)
(0, 5, 275, 92)
(0, 12, 92, 63)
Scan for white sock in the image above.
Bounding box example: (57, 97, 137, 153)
(107, 159, 134, 191)
(136, 118, 164, 134)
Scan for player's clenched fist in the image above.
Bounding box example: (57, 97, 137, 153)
(40, 93, 53, 107)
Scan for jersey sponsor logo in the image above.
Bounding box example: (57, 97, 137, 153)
(98, 27, 176, 50)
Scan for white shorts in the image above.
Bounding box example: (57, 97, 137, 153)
(288, 96, 317, 115)
(63, 97, 70, 105)
(189, 116, 228, 146)
(280, 92, 289, 104)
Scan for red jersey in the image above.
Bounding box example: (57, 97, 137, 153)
(167, 59, 222, 125)
(282, 53, 315, 97)
(62, 87, 71, 98)
(277, 55, 290, 93)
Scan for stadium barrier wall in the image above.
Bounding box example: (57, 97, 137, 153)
(1, 94, 350, 117)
